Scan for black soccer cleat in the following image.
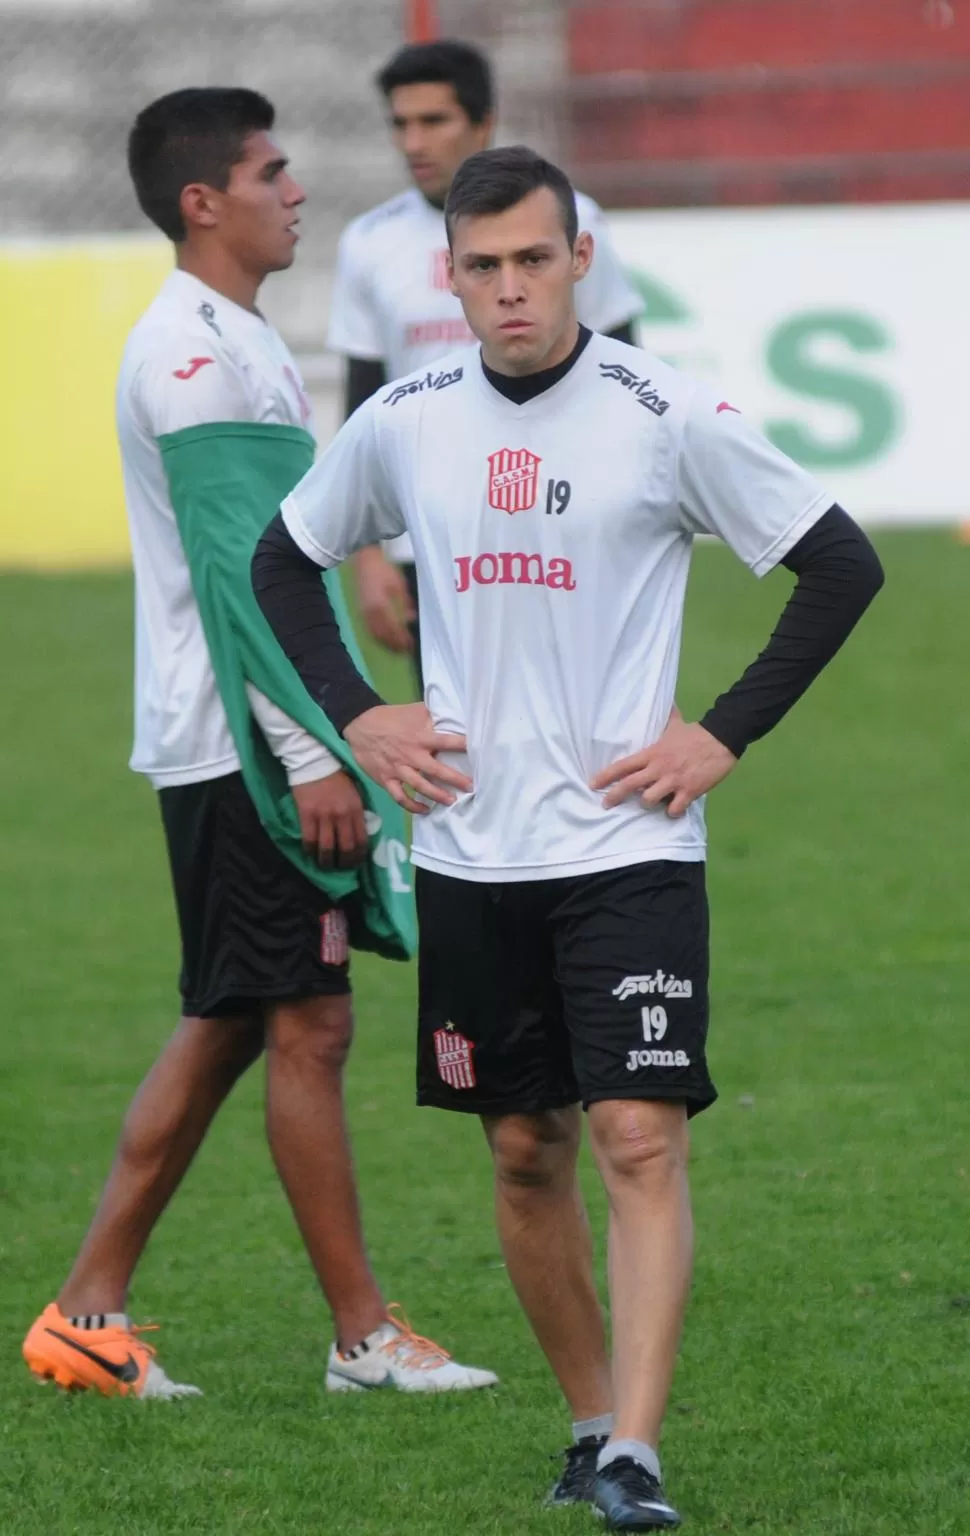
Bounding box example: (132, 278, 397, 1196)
(545, 1434, 607, 1506)
(593, 1457, 681, 1530)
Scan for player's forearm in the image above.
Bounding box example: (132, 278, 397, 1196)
(244, 684, 342, 784)
(251, 514, 384, 734)
(700, 505, 884, 758)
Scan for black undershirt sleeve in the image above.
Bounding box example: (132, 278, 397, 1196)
(252, 515, 384, 735)
(344, 356, 387, 420)
(605, 321, 637, 345)
(344, 360, 388, 565)
(699, 504, 884, 759)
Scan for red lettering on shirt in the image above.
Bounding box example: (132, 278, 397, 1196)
(404, 319, 475, 348)
(429, 249, 452, 291)
(454, 553, 576, 592)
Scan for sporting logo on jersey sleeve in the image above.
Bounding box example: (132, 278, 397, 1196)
(487, 448, 542, 514)
(382, 366, 464, 406)
(598, 361, 670, 417)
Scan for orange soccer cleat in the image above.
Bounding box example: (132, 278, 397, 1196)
(23, 1303, 201, 1399)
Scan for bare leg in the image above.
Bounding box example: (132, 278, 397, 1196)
(588, 1099, 693, 1448)
(58, 1014, 264, 1316)
(264, 994, 385, 1351)
(483, 1108, 612, 1419)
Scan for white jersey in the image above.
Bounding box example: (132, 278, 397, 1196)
(117, 268, 336, 789)
(282, 333, 831, 883)
(327, 186, 641, 563)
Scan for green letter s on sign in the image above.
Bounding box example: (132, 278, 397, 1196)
(765, 311, 899, 469)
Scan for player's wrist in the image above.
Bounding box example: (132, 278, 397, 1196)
(337, 689, 387, 739)
(697, 710, 746, 761)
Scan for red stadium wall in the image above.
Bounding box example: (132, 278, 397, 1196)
(566, 0, 970, 206)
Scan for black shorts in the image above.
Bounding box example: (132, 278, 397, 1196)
(416, 861, 716, 1118)
(159, 772, 351, 1019)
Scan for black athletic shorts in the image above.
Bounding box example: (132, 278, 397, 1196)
(416, 861, 716, 1118)
(158, 771, 351, 1019)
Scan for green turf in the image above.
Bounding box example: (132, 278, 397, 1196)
(1, 533, 967, 1535)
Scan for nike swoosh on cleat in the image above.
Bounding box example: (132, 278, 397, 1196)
(44, 1328, 140, 1384)
(328, 1366, 394, 1390)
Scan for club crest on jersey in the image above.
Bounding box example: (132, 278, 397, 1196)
(320, 909, 349, 966)
(434, 1026, 477, 1090)
(487, 448, 542, 514)
(598, 362, 669, 417)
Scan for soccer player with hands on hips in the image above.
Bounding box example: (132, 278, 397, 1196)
(22, 88, 496, 1403)
(328, 38, 641, 686)
(254, 144, 883, 1528)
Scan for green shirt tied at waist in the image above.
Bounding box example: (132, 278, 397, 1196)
(158, 419, 414, 961)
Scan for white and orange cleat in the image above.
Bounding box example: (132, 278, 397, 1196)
(23, 1303, 201, 1400)
(326, 1303, 498, 1394)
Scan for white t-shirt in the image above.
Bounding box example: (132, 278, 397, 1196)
(117, 268, 338, 789)
(327, 186, 642, 563)
(282, 333, 831, 883)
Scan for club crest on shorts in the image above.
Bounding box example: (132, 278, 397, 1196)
(320, 909, 349, 966)
(433, 1025, 477, 1089)
(487, 448, 542, 514)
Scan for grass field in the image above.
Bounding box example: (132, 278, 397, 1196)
(1, 530, 968, 1536)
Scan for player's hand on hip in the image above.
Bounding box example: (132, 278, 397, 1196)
(292, 771, 368, 868)
(591, 718, 737, 818)
(344, 703, 471, 815)
(352, 545, 416, 653)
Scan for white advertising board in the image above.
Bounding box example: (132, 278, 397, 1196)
(607, 202, 970, 525)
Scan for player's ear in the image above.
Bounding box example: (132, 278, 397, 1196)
(180, 182, 220, 234)
(474, 113, 495, 151)
(447, 249, 459, 296)
(572, 230, 594, 284)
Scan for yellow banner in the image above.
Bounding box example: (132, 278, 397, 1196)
(0, 235, 172, 569)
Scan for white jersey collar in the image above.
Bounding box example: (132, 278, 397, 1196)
(163, 268, 270, 337)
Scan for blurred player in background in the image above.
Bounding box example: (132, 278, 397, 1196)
(254, 147, 884, 1527)
(329, 38, 641, 686)
(22, 88, 495, 1402)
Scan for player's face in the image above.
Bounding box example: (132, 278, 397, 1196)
(186, 131, 305, 275)
(449, 187, 593, 375)
(388, 82, 492, 203)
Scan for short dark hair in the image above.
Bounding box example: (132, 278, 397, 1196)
(445, 145, 578, 247)
(127, 87, 275, 243)
(376, 39, 493, 124)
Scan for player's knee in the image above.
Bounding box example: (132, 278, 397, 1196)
(175, 1014, 264, 1083)
(213, 1017, 265, 1076)
(487, 1110, 579, 1192)
(590, 1100, 688, 1184)
(266, 996, 354, 1074)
